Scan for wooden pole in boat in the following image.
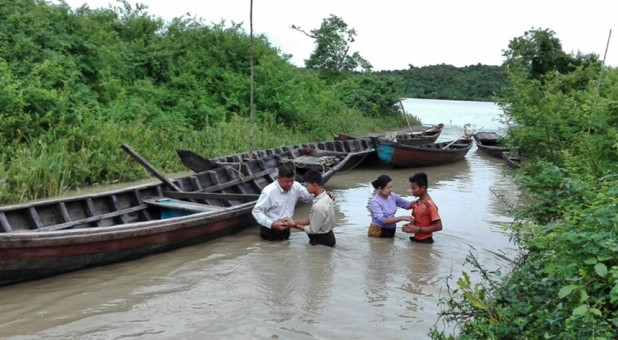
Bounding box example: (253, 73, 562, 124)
(121, 144, 183, 192)
(442, 137, 463, 149)
(442, 124, 475, 149)
(399, 99, 413, 133)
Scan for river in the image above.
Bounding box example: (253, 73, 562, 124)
(0, 99, 519, 339)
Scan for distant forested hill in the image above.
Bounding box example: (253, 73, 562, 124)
(376, 64, 509, 101)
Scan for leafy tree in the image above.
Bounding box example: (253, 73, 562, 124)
(334, 73, 404, 118)
(502, 27, 600, 79)
(430, 29, 618, 339)
(292, 14, 372, 76)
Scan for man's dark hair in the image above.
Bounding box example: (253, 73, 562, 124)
(277, 163, 296, 178)
(409, 172, 428, 188)
(303, 170, 323, 186)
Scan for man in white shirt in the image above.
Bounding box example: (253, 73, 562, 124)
(252, 163, 314, 241)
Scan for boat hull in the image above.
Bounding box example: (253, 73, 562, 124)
(375, 138, 473, 168)
(502, 151, 530, 168)
(0, 158, 276, 286)
(0, 204, 255, 286)
(179, 139, 377, 176)
(473, 132, 508, 158)
(333, 124, 444, 146)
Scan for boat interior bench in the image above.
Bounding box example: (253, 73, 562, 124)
(144, 198, 226, 218)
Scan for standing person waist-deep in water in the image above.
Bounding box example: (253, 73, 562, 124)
(290, 170, 336, 247)
(367, 174, 413, 238)
(402, 172, 443, 243)
(252, 163, 314, 241)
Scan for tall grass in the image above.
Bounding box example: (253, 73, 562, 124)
(1, 111, 409, 205)
(1, 141, 70, 203)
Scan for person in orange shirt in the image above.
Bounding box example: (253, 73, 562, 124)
(402, 172, 442, 243)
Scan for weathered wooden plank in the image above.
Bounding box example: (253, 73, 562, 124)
(133, 189, 153, 221)
(121, 144, 183, 192)
(0, 212, 13, 232)
(85, 198, 100, 227)
(199, 168, 274, 193)
(110, 195, 128, 224)
(163, 191, 259, 201)
(58, 202, 71, 223)
(35, 205, 148, 232)
(29, 207, 45, 229)
(143, 198, 225, 212)
(190, 176, 203, 191)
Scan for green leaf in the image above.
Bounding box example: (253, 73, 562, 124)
(573, 304, 589, 316)
(594, 263, 608, 278)
(580, 290, 589, 302)
(463, 292, 488, 311)
(597, 255, 613, 262)
(589, 308, 602, 317)
(558, 285, 577, 298)
(610, 282, 618, 304)
(583, 258, 598, 265)
(457, 271, 471, 289)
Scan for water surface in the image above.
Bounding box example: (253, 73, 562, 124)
(0, 99, 519, 339)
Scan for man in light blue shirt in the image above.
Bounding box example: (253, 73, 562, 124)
(252, 163, 314, 241)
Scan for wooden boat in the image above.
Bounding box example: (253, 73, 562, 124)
(392, 123, 444, 145)
(178, 139, 376, 176)
(333, 123, 444, 146)
(0, 157, 280, 286)
(0, 138, 375, 285)
(502, 151, 530, 168)
(374, 137, 474, 168)
(331, 132, 359, 141)
(473, 132, 508, 158)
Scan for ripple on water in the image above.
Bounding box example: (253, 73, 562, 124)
(0, 99, 520, 339)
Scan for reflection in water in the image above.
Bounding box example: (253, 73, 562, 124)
(297, 249, 335, 319)
(0, 99, 520, 339)
(247, 241, 336, 325)
(364, 239, 398, 305)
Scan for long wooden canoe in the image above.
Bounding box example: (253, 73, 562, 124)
(392, 123, 444, 145)
(473, 132, 508, 158)
(333, 123, 444, 146)
(178, 139, 376, 177)
(374, 137, 473, 168)
(502, 151, 530, 169)
(0, 158, 278, 286)
(0, 138, 376, 285)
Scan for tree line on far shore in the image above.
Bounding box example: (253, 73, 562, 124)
(378, 63, 509, 101)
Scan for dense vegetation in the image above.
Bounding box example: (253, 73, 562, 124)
(2, 1, 617, 337)
(378, 64, 509, 101)
(0, 0, 409, 204)
(431, 28, 618, 338)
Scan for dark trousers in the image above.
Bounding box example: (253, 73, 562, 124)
(379, 228, 396, 238)
(308, 230, 336, 247)
(410, 236, 434, 244)
(260, 226, 290, 241)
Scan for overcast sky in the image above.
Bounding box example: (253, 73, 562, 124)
(61, 0, 616, 71)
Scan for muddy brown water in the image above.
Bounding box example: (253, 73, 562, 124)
(0, 99, 520, 339)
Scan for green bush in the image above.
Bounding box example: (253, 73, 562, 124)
(431, 62, 618, 338)
(0, 1, 408, 204)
